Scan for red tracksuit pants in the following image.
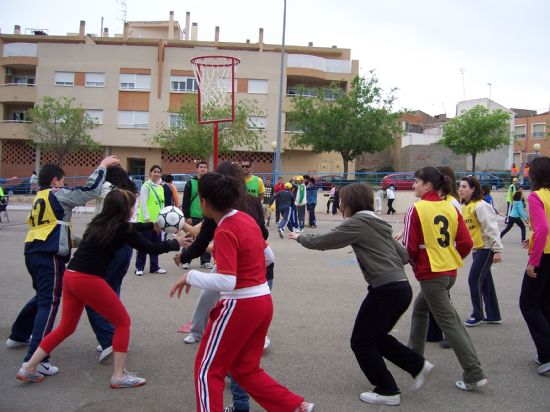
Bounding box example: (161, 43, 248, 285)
(194, 294, 303, 412)
(39, 270, 131, 354)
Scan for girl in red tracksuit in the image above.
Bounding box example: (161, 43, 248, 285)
(170, 172, 313, 412)
(403, 167, 487, 392)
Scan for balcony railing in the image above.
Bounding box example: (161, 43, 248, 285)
(287, 54, 351, 74)
(2, 43, 38, 57)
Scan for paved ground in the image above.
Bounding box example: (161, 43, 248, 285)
(1, 209, 549, 411)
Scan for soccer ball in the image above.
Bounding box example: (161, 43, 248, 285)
(157, 206, 185, 234)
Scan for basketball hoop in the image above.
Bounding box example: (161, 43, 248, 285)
(191, 55, 240, 167)
(191, 55, 240, 124)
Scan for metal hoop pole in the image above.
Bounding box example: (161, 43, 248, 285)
(213, 122, 219, 168)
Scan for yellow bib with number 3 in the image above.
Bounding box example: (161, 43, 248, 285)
(25, 189, 60, 243)
(415, 200, 463, 272)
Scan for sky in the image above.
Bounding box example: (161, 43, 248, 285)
(2, 0, 549, 117)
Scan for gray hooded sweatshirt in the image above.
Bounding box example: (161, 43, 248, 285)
(297, 210, 409, 288)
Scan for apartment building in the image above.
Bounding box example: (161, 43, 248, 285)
(512, 110, 550, 165)
(0, 12, 359, 178)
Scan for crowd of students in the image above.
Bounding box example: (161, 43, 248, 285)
(5, 156, 550, 411)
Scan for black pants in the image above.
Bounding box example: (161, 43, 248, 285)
(520, 254, 550, 364)
(387, 199, 396, 214)
(426, 311, 443, 342)
(500, 217, 526, 242)
(350, 281, 424, 395)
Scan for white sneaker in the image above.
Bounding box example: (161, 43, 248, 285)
(184, 334, 199, 344)
(180, 263, 190, 270)
(36, 362, 59, 376)
(278, 228, 284, 238)
(360, 391, 400, 406)
(135, 269, 144, 276)
(411, 360, 434, 392)
(96, 345, 103, 353)
(537, 361, 550, 375)
(99, 346, 113, 363)
(263, 336, 271, 352)
(151, 268, 167, 274)
(6, 338, 29, 349)
(294, 401, 315, 412)
(200, 263, 214, 269)
(455, 377, 487, 391)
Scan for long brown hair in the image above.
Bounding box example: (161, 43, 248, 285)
(339, 183, 374, 215)
(437, 166, 458, 198)
(529, 156, 550, 190)
(83, 189, 136, 245)
(460, 175, 483, 202)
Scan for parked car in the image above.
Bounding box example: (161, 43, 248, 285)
(456, 173, 505, 190)
(381, 173, 415, 190)
(315, 175, 354, 190)
(171, 174, 193, 192)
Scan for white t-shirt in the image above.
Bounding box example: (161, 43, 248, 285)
(386, 188, 395, 200)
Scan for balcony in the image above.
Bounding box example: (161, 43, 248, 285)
(0, 121, 30, 140)
(0, 84, 36, 103)
(1, 43, 38, 67)
(287, 54, 352, 81)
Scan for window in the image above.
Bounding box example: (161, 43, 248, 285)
(248, 79, 268, 94)
(85, 72, 105, 87)
(169, 113, 184, 128)
(119, 73, 151, 90)
(514, 125, 526, 139)
(533, 123, 546, 139)
(10, 111, 28, 122)
(170, 76, 198, 93)
(54, 71, 74, 86)
(13, 75, 35, 86)
(247, 116, 267, 130)
(86, 110, 104, 125)
(117, 111, 149, 128)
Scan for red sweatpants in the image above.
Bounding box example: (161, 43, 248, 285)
(194, 295, 303, 412)
(39, 270, 131, 354)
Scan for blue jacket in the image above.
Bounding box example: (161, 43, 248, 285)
(306, 184, 318, 204)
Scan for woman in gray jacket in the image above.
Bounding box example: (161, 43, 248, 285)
(289, 183, 433, 407)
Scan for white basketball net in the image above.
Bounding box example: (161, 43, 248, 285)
(191, 56, 240, 123)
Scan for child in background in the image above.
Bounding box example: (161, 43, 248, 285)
(481, 185, 499, 214)
(16, 189, 186, 387)
(306, 177, 318, 228)
(326, 184, 336, 214)
(500, 190, 528, 242)
(375, 187, 384, 214)
(170, 172, 313, 412)
(386, 185, 396, 215)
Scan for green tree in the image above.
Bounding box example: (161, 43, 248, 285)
(287, 73, 403, 178)
(441, 105, 511, 172)
(153, 98, 264, 160)
(27, 96, 100, 166)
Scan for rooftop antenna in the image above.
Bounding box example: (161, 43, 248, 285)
(116, 0, 127, 24)
(487, 82, 492, 102)
(459, 67, 465, 100)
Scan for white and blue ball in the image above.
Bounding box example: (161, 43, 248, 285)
(157, 206, 185, 234)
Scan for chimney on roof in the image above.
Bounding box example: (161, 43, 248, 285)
(215, 26, 220, 42)
(308, 42, 313, 47)
(103, 27, 109, 37)
(79, 20, 86, 38)
(14, 25, 21, 35)
(246, 39, 250, 44)
(185, 12, 190, 40)
(168, 10, 175, 40)
(123, 22, 129, 41)
(259, 28, 264, 51)
(191, 22, 198, 41)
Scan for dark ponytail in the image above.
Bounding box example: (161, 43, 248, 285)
(415, 166, 452, 194)
(529, 156, 550, 190)
(198, 172, 241, 212)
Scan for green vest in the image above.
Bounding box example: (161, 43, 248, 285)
(246, 175, 260, 197)
(138, 181, 164, 222)
(506, 184, 517, 203)
(189, 179, 203, 218)
(0, 185, 4, 197)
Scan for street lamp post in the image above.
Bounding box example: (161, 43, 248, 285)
(274, 0, 286, 185)
(271, 140, 277, 182)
